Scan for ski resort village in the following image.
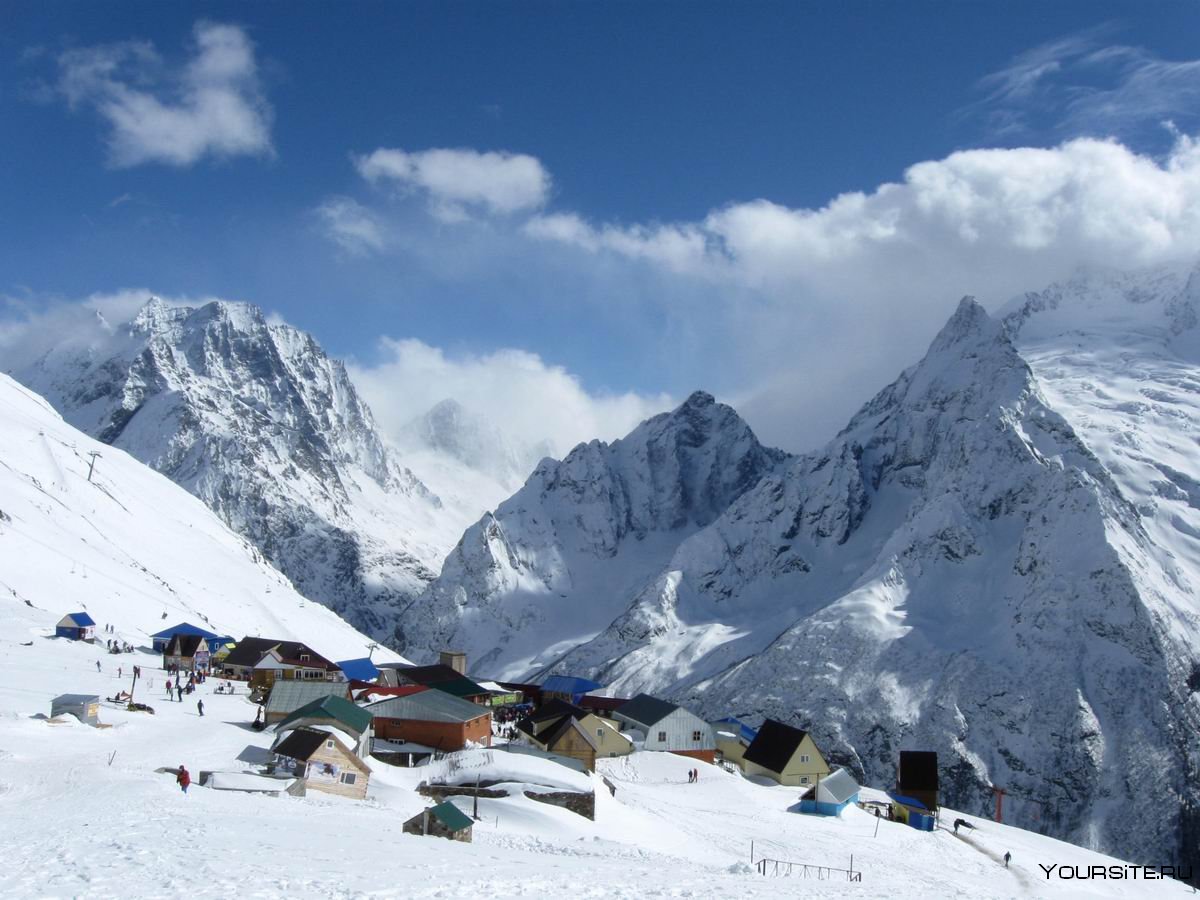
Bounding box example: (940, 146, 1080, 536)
(6, 4, 1200, 898)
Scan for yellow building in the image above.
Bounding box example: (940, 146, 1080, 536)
(742, 719, 830, 787)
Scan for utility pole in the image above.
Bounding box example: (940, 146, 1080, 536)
(87, 451, 102, 482)
(473, 773, 480, 820)
(992, 785, 1007, 823)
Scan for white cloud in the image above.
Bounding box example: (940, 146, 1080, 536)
(967, 28, 1200, 141)
(315, 196, 387, 255)
(348, 338, 672, 457)
(356, 147, 550, 221)
(56, 21, 273, 168)
(519, 134, 1200, 449)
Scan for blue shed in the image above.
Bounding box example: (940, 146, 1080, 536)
(889, 792, 936, 831)
(151, 622, 220, 653)
(55, 612, 96, 642)
(541, 675, 603, 704)
(797, 768, 860, 816)
(336, 657, 381, 683)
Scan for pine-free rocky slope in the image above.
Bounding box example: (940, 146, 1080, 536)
(14, 299, 461, 643)
(416, 269, 1200, 873)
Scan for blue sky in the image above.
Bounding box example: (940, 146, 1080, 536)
(4, 2, 1200, 451)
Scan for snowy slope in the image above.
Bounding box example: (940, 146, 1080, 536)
(12, 298, 465, 645)
(0, 593, 1190, 899)
(398, 391, 789, 677)
(0, 372, 401, 662)
(392, 398, 552, 533)
(545, 294, 1200, 874)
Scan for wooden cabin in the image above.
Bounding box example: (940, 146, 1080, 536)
(272, 726, 370, 800)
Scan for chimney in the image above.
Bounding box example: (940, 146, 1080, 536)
(439, 650, 467, 675)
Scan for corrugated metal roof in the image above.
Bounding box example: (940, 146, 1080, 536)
(276, 694, 372, 735)
(152, 622, 218, 640)
(336, 657, 380, 682)
(429, 801, 473, 832)
(265, 680, 348, 715)
(815, 768, 860, 804)
(541, 675, 602, 696)
(52, 694, 98, 704)
(614, 693, 678, 728)
(366, 689, 489, 724)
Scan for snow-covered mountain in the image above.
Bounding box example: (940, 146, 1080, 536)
(417, 271, 1200, 871)
(0, 371, 401, 661)
(392, 398, 553, 528)
(12, 298, 462, 644)
(398, 391, 789, 676)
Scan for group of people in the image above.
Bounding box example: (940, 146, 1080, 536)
(686, 768, 700, 783)
(165, 672, 200, 701)
(105, 638, 133, 654)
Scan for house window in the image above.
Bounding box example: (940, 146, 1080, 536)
(657, 731, 667, 742)
(800, 754, 810, 763)
(300, 653, 310, 661)
(801, 776, 809, 784)
(326, 740, 335, 749)
(339, 772, 357, 785)
(597, 729, 605, 742)
(692, 730, 702, 742)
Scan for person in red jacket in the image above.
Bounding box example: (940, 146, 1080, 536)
(177, 765, 191, 794)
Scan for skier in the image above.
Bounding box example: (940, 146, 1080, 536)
(176, 765, 191, 794)
(1004, 851, 1011, 868)
(197, 699, 204, 718)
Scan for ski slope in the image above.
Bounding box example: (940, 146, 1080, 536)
(0, 372, 401, 662)
(0, 594, 1190, 899)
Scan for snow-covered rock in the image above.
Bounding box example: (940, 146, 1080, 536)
(0, 371, 399, 661)
(13, 298, 459, 644)
(398, 391, 789, 676)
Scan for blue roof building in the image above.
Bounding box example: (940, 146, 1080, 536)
(541, 675, 603, 704)
(55, 612, 96, 642)
(336, 657, 381, 683)
(150, 622, 223, 652)
(712, 716, 759, 744)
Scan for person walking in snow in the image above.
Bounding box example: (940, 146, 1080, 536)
(176, 765, 190, 794)
(197, 699, 204, 717)
(176, 685, 183, 702)
(166, 679, 173, 697)
(1003, 851, 1011, 868)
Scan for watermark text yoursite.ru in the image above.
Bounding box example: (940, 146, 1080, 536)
(1039, 863, 1192, 881)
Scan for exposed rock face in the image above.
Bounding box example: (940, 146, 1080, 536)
(16, 298, 455, 642)
(398, 391, 789, 677)
(416, 274, 1200, 872)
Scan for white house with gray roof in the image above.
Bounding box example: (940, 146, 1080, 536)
(614, 694, 715, 762)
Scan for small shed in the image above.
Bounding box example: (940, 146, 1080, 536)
(403, 801, 473, 842)
(51, 694, 100, 726)
(889, 792, 936, 831)
(55, 612, 96, 642)
(798, 768, 860, 816)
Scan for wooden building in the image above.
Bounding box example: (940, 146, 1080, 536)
(516, 700, 633, 769)
(402, 801, 473, 842)
(613, 694, 715, 763)
(365, 688, 492, 752)
(54, 612, 96, 642)
(274, 694, 373, 758)
(163, 634, 211, 672)
(742, 719, 831, 787)
(272, 726, 370, 800)
(150, 622, 227, 654)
